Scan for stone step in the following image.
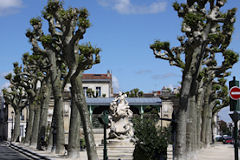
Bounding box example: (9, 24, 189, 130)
(97, 148, 134, 153)
(97, 144, 134, 160)
(97, 148, 134, 155)
(97, 150, 133, 154)
(98, 152, 133, 156)
(97, 146, 134, 150)
(99, 154, 133, 160)
(99, 157, 132, 160)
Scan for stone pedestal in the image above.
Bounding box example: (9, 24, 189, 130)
(107, 139, 134, 147)
(97, 139, 135, 160)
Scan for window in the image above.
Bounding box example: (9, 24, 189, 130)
(20, 111, 24, 121)
(20, 125, 24, 137)
(96, 87, 101, 97)
(83, 87, 88, 97)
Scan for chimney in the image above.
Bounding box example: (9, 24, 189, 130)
(107, 70, 111, 77)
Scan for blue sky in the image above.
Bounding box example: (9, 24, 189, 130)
(0, 0, 239, 122)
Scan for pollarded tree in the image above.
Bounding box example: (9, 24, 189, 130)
(150, 1, 238, 159)
(26, 16, 68, 154)
(126, 88, 144, 97)
(3, 86, 27, 142)
(41, 1, 101, 159)
(17, 53, 45, 147)
(3, 63, 28, 142)
(196, 49, 238, 149)
(210, 79, 229, 141)
(69, 44, 100, 159)
(21, 52, 52, 149)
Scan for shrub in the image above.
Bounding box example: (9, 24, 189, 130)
(133, 115, 169, 160)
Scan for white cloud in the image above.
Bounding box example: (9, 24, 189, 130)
(0, 82, 10, 96)
(135, 69, 152, 75)
(112, 75, 120, 93)
(97, 0, 167, 15)
(152, 73, 180, 80)
(0, 72, 10, 78)
(0, 82, 10, 90)
(0, 0, 23, 16)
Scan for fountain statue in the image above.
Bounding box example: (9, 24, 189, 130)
(108, 92, 134, 140)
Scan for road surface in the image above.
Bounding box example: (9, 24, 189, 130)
(0, 142, 31, 160)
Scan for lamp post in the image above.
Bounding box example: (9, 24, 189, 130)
(229, 76, 240, 160)
(11, 111, 14, 142)
(98, 110, 109, 160)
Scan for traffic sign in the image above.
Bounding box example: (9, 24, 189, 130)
(230, 86, 240, 100)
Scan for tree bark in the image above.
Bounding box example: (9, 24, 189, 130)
(37, 78, 51, 150)
(68, 87, 81, 158)
(48, 50, 65, 154)
(205, 85, 214, 147)
(187, 95, 198, 154)
(174, 42, 207, 160)
(30, 103, 41, 147)
(205, 105, 212, 146)
(211, 112, 218, 144)
(71, 74, 99, 160)
(13, 108, 21, 142)
(24, 103, 34, 144)
(196, 86, 204, 149)
(201, 85, 210, 147)
(46, 108, 55, 152)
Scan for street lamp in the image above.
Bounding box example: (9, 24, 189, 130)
(229, 76, 240, 160)
(11, 111, 14, 142)
(98, 110, 109, 160)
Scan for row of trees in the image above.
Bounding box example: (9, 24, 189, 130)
(3, 0, 100, 159)
(150, 0, 238, 160)
(2, 0, 238, 160)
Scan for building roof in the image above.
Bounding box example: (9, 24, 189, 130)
(86, 97, 161, 106)
(82, 74, 112, 83)
(82, 74, 111, 80)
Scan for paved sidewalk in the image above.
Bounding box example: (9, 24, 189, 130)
(10, 142, 239, 160)
(198, 142, 236, 160)
(11, 142, 88, 160)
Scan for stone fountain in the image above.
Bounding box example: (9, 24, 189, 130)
(107, 92, 134, 145)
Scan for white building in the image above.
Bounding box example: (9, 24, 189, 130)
(64, 71, 113, 98)
(4, 71, 113, 141)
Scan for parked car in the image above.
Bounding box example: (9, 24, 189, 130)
(222, 136, 233, 144)
(215, 135, 223, 142)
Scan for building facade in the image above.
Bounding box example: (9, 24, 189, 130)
(64, 71, 113, 98)
(3, 72, 176, 144)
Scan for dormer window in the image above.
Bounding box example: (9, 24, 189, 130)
(96, 87, 101, 97)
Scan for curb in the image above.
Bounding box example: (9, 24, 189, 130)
(8, 142, 51, 160)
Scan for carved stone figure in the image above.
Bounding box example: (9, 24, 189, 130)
(108, 92, 134, 140)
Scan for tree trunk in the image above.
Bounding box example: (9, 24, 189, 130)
(13, 108, 21, 142)
(187, 95, 198, 155)
(205, 92, 214, 147)
(175, 108, 187, 160)
(201, 105, 208, 147)
(48, 50, 65, 154)
(186, 97, 193, 154)
(174, 70, 192, 160)
(30, 103, 41, 147)
(211, 112, 218, 144)
(68, 87, 81, 158)
(37, 78, 51, 150)
(201, 85, 210, 147)
(174, 43, 206, 160)
(46, 108, 55, 152)
(196, 85, 204, 149)
(71, 74, 99, 160)
(24, 103, 34, 144)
